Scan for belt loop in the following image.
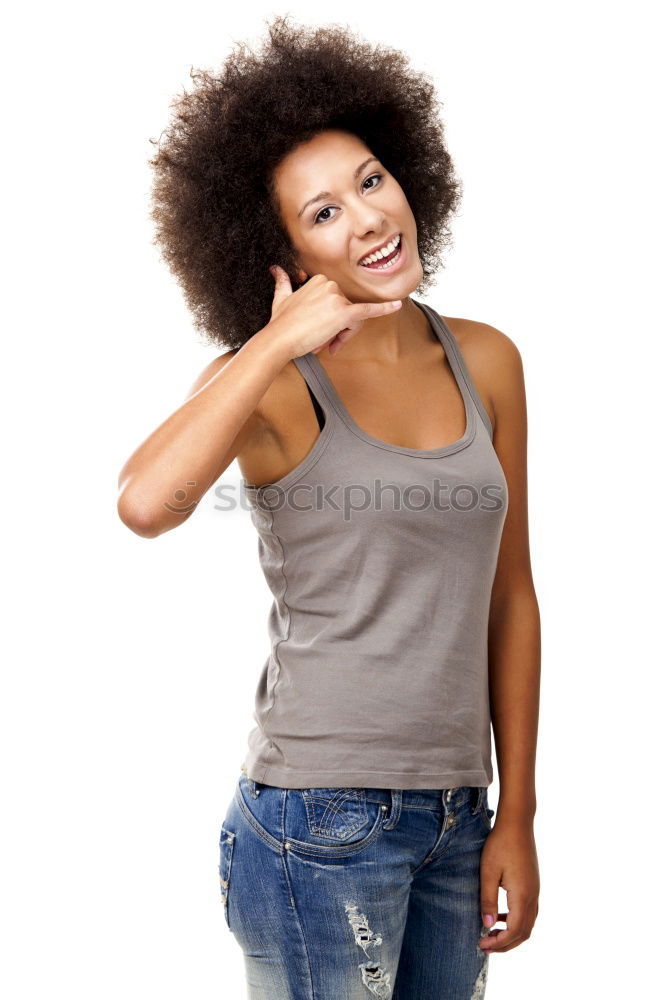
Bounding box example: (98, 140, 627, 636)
(383, 789, 402, 829)
(442, 787, 457, 807)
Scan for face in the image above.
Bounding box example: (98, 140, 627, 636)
(272, 129, 423, 302)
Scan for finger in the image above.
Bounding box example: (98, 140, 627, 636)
(480, 874, 500, 931)
(327, 321, 365, 357)
(327, 331, 351, 357)
(312, 336, 338, 356)
(269, 265, 294, 312)
(479, 897, 529, 953)
(478, 911, 508, 943)
(346, 299, 403, 323)
(480, 927, 524, 953)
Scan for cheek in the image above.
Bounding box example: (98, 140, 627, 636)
(306, 228, 352, 267)
(394, 189, 415, 223)
(385, 178, 414, 219)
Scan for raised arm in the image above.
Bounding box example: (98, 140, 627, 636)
(116, 326, 290, 538)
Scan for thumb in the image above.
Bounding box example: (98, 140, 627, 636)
(269, 265, 294, 314)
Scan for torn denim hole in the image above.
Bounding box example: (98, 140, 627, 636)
(472, 924, 490, 998)
(471, 952, 489, 999)
(345, 903, 383, 955)
(345, 903, 391, 999)
(359, 962, 392, 999)
(476, 922, 490, 958)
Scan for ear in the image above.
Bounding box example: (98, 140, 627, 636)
(295, 266, 309, 283)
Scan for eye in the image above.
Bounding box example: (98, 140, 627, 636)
(314, 205, 337, 225)
(362, 172, 384, 191)
(313, 173, 385, 224)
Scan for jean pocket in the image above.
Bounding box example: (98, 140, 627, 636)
(286, 788, 386, 860)
(300, 788, 369, 841)
(218, 825, 236, 928)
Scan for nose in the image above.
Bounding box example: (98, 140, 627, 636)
(351, 202, 387, 243)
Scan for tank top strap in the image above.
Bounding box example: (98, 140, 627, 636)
(292, 352, 343, 428)
(414, 300, 495, 441)
(293, 299, 495, 443)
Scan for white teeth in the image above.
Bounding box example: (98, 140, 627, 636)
(360, 234, 401, 267)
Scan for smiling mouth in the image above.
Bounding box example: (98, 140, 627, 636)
(358, 233, 403, 272)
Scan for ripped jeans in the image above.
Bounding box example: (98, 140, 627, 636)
(218, 772, 495, 1000)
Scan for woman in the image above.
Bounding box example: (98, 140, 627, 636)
(118, 15, 541, 999)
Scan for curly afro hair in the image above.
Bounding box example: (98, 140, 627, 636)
(148, 14, 462, 350)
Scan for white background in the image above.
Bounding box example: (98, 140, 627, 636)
(2, 1, 663, 996)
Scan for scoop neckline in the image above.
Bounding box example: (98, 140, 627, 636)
(304, 297, 477, 459)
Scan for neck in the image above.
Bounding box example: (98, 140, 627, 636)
(327, 295, 435, 364)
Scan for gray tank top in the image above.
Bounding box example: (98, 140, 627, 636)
(240, 298, 509, 789)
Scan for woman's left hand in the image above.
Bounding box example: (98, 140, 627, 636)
(478, 819, 540, 953)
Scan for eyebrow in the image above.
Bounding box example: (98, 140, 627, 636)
(297, 156, 380, 218)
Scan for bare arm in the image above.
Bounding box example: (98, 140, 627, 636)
(475, 325, 541, 955)
(117, 271, 406, 538)
(117, 325, 290, 538)
(487, 332, 540, 825)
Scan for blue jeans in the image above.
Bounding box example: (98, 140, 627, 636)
(218, 773, 496, 999)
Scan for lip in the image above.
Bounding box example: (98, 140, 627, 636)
(357, 233, 406, 276)
(357, 232, 402, 266)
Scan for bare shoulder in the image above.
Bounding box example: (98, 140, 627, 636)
(441, 316, 525, 431)
(442, 315, 523, 378)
